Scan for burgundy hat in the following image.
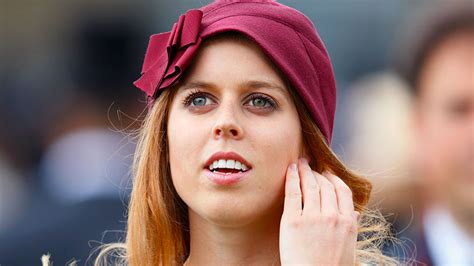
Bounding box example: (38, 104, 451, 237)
(134, 0, 337, 144)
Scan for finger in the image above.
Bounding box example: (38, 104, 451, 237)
(323, 171, 355, 216)
(313, 171, 338, 215)
(297, 158, 321, 213)
(283, 163, 302, 217)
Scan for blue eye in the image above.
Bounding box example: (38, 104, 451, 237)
(182, 90, 213, 107)
(182, 89, 278, 110)
(190, 95, 208, 106)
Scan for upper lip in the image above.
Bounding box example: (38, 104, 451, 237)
(204, 151, 253, 170)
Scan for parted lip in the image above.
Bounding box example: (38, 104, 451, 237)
(204, 151, 253, 170)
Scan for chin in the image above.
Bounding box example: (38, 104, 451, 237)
(200, 197, 282, 228)
(188, 197, 263, 227)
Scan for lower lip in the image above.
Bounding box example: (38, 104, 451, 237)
(204, 168, 251, 185)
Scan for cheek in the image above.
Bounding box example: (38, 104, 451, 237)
(419, 113, 470, 182)
(168, 104, 210, 160)
(426, 119, 464, 159)
(252, 111, 302, 143)
(167, 112, 208, 193)
(246, 120, 302, 208)
(250, 118, 302, 176)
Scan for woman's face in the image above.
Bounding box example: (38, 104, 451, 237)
(167, 36, 304, 227)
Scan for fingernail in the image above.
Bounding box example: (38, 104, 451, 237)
(289, 163, 297, 171)
(299, 157, 308, 164)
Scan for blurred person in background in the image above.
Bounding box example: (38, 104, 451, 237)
(341, 71, 416, 228)
(393, 1, 474, 265)
(0, 18, 144, 265)
(37, 19, 143, 206)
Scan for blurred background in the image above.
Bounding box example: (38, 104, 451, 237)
(0, 0, 472, 265)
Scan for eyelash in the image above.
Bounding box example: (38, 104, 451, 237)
(181, 89, 278, 110)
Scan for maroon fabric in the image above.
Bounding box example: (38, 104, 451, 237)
(134, 0, 337, 144)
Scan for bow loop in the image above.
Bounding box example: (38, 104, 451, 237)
(134, 9, 203, 98)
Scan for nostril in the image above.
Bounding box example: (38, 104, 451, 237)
(214, 127, 240, 138)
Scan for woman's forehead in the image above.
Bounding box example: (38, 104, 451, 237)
(183, 36, 287, 85)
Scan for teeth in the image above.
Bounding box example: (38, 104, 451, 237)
(209, 159, 249, 171)
(226, 160, 235, 169)
(218, 159, 226, 168)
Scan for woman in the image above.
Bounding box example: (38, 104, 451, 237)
(96, 1, 397, 265)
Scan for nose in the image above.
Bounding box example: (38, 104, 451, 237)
(212, 103, 244, 140)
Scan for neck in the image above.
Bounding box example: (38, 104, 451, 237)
(185, 208, 282, 266)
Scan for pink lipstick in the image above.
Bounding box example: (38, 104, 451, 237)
(204, 168, 251, 185)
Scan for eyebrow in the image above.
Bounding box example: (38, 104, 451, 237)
(179, 80, 288, 96)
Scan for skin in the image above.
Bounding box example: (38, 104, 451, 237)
(167, 36, 358, 265)
(413, 32, 474, 237)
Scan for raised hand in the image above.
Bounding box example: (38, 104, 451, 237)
(279, 157, 360, 265)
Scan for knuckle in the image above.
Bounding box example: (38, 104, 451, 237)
(288, 218, 302, 229)
(339, 216, 357, 233)
(322, 213, 339, 226)
(339, 217, 353, 231)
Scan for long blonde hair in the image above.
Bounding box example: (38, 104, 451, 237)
(93, 34, 400, 266)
